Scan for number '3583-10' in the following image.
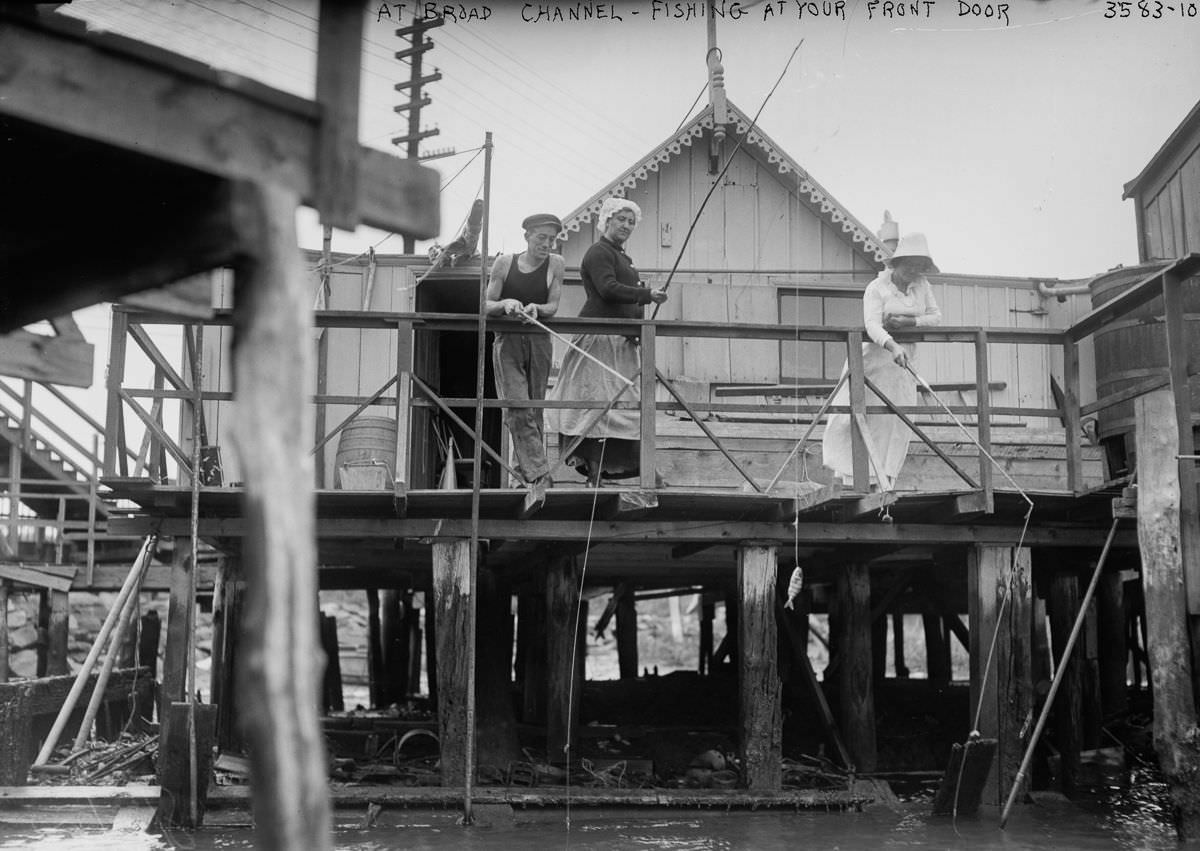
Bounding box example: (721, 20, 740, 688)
(1106, 0, 1198, 16)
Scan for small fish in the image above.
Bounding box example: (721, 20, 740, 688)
(783, 566, 804, 610)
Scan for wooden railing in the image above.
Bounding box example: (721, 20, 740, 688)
(105, 304, 1088, 509)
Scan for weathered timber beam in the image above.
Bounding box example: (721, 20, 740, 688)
(1067, 254, 1200, 341)
(0, 328, 93, 387)
(0, 15, 438, 237)
(1, 175, 241, 332)
(107, 516, 1141, 548)
(313, 0, 362, 230)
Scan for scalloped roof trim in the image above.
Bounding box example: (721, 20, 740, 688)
(561, 103, 890, 265)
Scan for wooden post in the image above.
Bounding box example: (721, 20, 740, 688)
(209, 557, 243, 750)
(136, 610, 161, 725)
(0, 583, 7, 683)
(320, 615, 343, 713)
(432, 538, 472, 783)
(738, 543, 781, 790)
(365, 588, 382, 708)
(699, 594, 714, 676)
(1063, 338, 1083, 495)
(616, 584, 638, 679)
(892, 613, 909, 678)
(228, 180, 330, 851)
(44, 591, 68, 677)
(1136, 388, 1200, 838)
(923, 601, 949, 685)
(519, 585, 547, 724)
(974, 331, 995, 510)
(834, 562, 875, 772)
(871, 614, 886, 681)
(406, 592, 422, 697)
(546, 554, 583, 765)
(475, 564, 519, 772)
(425, 594, 438, 708)
(1098, 568, 1129, 718)
(967, 544, 1032, 805)
(639, 324, 657, 489)
(1048, 568, 1084, 793)
(379, 589, 402, 705)
(161, 543, 194, 717)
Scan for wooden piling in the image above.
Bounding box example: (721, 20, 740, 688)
(161, 543, 194, 716)
(892, 613, 910, 679)
(0, 583, 8, 683)
(518, 589, 547, 724)
(1098, 568, 1128, 718)
(229, 180, 330, 851)
(365, 588, 382, 708)
(209, 557, 242, 751)
(1136, 388, 1200, 838)
(1051, 566, 1089, 792)
(1048, 568, 1084, 792)
(431, 538, 472, 783)
(923, 605, 949, 685)
(136, 610, 161, 725)
(616, 584, 638, 679)
(834, 562, 875, 773)
(967, 544, 1032, 805)
(546, 554, 583, 764)
(320, 614, 344, 713)
(738, 543, 781, 790)
(45, 590, 68, 677)
(699, 594, 714, 676)
(380, 589, 404, 704)
(475, 564, 519, 772)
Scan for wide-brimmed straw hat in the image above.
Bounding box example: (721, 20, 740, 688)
(887, 232, 939, 274)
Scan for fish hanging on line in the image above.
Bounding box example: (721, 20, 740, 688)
(782, 567, 804, 610)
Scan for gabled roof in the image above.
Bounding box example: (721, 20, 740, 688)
(1123, 97, 1200, 199)
(561, 100, 890, 264)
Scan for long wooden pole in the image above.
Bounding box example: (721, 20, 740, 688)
(998, 517, 1119, 827)
(464, 131, 492, 824)
(32, 535, 154, 768)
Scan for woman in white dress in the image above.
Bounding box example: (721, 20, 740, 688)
(822, 233, 942, 489)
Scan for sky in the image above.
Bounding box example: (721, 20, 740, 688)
(59, 0, 1200, 281)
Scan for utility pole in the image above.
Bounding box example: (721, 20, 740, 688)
(394, 15, 444, 253)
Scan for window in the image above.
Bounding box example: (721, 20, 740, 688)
(778, 289, 862, 382)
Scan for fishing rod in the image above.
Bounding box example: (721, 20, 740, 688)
(649, 40, 804, 319)
(1000, 510, 1124, 828)
(901, 361, 1034, 826)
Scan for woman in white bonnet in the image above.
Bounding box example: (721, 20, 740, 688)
(546, 196, 667, 485)
(821, 232, 942, 489)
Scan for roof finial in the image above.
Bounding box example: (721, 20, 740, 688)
(707, 15, 727, 141)
(878, 210, 899, 252)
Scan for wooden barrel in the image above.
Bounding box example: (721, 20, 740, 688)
(1091, 260, 1200, 451)
(334, 416, 398, 489)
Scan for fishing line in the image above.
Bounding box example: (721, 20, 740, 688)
(523, 315, 636, 388)
(905, 362, 1034, 828)
(650, 39, 804, 319)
